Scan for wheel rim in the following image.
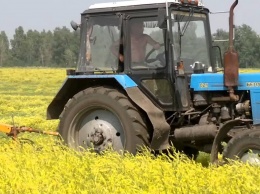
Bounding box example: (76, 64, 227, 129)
(240, 149, 260, 165)
(70, 108, 125, 153)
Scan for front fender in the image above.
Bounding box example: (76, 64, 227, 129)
(210, 119, 252, 164)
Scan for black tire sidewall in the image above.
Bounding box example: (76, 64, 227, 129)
(224, 130, 260, 160)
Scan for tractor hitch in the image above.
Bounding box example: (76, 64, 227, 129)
(0, 123, 60, 139)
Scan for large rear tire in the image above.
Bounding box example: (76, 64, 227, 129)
(223, 129, 260, 164)
(58, 86, 150, 154)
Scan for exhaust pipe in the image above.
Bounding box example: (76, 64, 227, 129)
(224, 0, 239, 101)
(174, 124, 218, 141)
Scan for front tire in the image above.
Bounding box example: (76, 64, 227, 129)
(223, 129, 260, 164)
(59, 86, 150, 154)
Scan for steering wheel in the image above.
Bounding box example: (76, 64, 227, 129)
(144, 43, 165, 64)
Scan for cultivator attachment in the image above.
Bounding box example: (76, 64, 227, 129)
(0, 123, 59, 139)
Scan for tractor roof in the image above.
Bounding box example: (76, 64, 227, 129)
(89, 0, 204, 10)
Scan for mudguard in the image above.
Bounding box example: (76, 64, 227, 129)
(47, 75, 137, 119)
(126, 87, 170, 150)
(210, 119, 251, 164)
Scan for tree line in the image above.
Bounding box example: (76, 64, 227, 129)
(213, 24, 260, 68)
(0, 24, 259, 68)
(0, 26, 80, 67)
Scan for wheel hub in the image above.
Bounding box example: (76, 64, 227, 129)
(241, 149, 260, 165)
(90, 129, 105, 146)
(78, 109, 124, 152)
(83, 121, 113, 151)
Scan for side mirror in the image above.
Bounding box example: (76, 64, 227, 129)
(70, 21, 80, 31)
(212, 46, 223, 71)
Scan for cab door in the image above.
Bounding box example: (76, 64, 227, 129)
(124, 12, 176, 111)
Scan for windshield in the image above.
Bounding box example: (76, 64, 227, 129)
(77, 16, 121, 72)
(172, 11, 211, 73)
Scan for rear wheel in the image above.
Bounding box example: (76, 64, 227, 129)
(223, 129, 260, 164)
(59, 86, 150, 154)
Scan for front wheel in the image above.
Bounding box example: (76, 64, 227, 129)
(58, 86, 150, 154)
(223, 129, 260, 164)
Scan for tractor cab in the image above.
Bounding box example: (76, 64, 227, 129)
(76, 0, 215, 72)
(73, 0, 216, 111)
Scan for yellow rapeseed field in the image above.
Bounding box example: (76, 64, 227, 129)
(0, 67, 260, 194)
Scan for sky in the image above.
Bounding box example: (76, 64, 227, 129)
(0, 0, 259, 39)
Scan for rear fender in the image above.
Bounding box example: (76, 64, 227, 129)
(47, 75, 136, 119)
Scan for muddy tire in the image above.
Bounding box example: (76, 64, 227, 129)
(223, 129, 260, 164)
(58, 86, 150, 154)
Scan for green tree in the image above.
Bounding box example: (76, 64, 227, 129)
(212, 26, 260, 68)
(10, 26, 28, 66)
(52, 27, 78, 66)
(63, 30, 79, 67)
(0, 31, 10, 66)
(39, 30, 53, 66)
(234, 24, 260, 68)
(64, 48, 75, 67)
(26, 30, 42, 65)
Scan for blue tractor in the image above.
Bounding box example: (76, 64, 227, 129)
(47, 0, 260, 163)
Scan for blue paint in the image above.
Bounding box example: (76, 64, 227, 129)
(250, 90, 260, 125)
(191, 73, 260, 91)
(191, 73, 260, 125)
(68, 74, 137, 88)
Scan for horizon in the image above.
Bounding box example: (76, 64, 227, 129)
(0, 0, 259, 39)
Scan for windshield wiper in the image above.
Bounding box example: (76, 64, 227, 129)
(181, 8, 194, 36)
(175, 8, 194, 59)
